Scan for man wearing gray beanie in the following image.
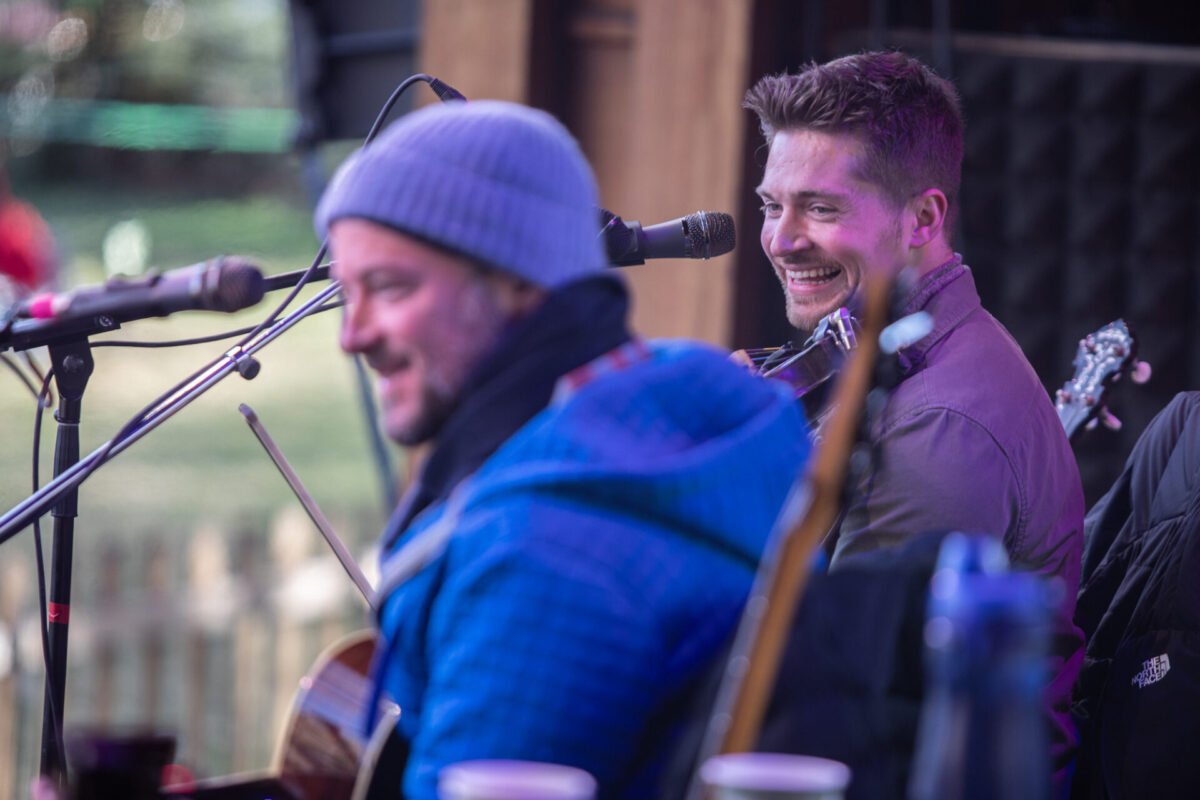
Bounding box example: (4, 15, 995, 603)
(317, 99, 811, 799)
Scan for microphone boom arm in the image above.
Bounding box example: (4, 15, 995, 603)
(0, 281, 342, 545)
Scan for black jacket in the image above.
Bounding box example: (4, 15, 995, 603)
(1071, 392, 1200, 799)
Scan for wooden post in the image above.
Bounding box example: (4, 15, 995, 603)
(0, 560, 27, 800)
(95, 542, 122, 725)
(143, 539, 169, 726)
(232, 528, 270, 772)
(621, 0, 755, 345)
(419, 0, 535, 102)
(186, 523, 233, 772)
(269, 506, 317, 743)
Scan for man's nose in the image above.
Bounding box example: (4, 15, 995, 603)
(767, 209, 810, 256)
(339, 298, 377, 354)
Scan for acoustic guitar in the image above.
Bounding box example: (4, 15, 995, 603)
(164, 631, 406, 800)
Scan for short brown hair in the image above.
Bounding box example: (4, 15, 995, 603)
(744, 51, 963, 236)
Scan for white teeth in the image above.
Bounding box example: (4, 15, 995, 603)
(788, 266, 839, 280)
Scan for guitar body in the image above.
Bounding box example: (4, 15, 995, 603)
(273, 630, 374, 794)
(350, 705, 406, 800)
(165, 631, 407, 800)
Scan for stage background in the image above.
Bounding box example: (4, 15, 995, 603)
(2, 0, 1198, 795)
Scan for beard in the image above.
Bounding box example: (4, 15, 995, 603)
(785, 291, 850, 337)
(777, 260, 854, 337)
(388, 380, 459, 447)
(383, 276, 510, 446)
(778, 220, 904, 337)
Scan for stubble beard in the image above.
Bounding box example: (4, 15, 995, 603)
(390, 381, 457, 447)
(386, 278, 511, 447)
(784, 291, 850, 339)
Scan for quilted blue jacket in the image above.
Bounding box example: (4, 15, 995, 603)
(370, 339, 811, 799)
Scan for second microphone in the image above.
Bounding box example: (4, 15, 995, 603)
(601, 210, 736, 267)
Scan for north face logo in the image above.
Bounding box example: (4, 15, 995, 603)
(1131, 654, 1170, 689)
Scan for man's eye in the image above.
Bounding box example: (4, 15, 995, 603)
(810, 204, 836, 217)
(366, 279, 415, 300)
(759, 202, 781, 216)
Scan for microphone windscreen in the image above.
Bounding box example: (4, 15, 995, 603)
(212, 257, 266, 312)
(685, 212, 736, 259)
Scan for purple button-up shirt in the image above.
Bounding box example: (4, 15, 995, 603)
(829, 256, 1086, 773)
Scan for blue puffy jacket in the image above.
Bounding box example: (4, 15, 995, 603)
(371, 339, 811, 800)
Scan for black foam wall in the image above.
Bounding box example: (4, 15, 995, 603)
(942, 44, 1200, 505)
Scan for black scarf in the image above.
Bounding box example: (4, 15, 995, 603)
(379, 275, 631, 551)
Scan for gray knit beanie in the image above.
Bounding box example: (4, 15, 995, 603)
(314, 100, 607, 287)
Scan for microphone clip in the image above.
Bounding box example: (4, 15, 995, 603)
(599, 212, 645, 267)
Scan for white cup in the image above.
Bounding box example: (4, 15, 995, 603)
(700, 753, 851, 800)
(438, 759, 597, 800)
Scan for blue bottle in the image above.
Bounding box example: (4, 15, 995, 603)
(908, 532, 1053, 800)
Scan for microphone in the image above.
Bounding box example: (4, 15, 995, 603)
(601, 210, 736, 266)
(15, 256, 265, 324)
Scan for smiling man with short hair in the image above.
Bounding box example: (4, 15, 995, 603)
(744, 51, 1086, 784)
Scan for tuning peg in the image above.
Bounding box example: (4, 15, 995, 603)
(1131, 360, 1152, 384)
(1085, 408, 1123, 432)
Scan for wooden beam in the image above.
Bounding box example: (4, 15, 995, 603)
(419, 0, 535, 102)
(622, 0, 754, 344)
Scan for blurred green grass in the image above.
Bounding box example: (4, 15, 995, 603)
(0, 184, 394, 552)
(0, 178, 394, 790)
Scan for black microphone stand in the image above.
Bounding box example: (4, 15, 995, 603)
(0, 280, 341, 785)
(0, 311, 124, 783)
(39, 336, 94, 781)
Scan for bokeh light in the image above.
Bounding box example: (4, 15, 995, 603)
(143, 0, 186, 43)
(6, 65, 54, 155)
(46, 15, 88, 62)
(102, 218, 152, 278)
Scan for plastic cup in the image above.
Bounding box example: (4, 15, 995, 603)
(699, 752, 851, 800)
(438, 759, 597, 800)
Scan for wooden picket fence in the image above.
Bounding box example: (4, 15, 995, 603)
(0, 504, 380, 799)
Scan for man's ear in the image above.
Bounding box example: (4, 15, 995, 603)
(908, 188, 948, 248)
(510, 279, 549, 318)
(488, 272, 548, 319)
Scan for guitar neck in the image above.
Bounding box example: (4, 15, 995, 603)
(1054, 319, 1138, 441)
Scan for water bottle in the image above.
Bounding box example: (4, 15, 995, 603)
(908, 532, 1052, 800)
